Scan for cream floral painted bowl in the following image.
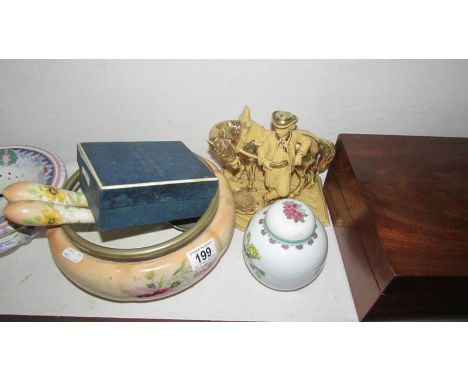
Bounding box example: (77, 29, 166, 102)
(46, 159, 235, 301)
(243, 199, 327, 291)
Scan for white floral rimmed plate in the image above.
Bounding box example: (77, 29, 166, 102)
(0, 145, 67, 252)
(0, 226, 40, 254)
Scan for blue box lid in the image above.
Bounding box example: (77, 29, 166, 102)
(78, 141, 217, 189)
(77, 141, 218, 230)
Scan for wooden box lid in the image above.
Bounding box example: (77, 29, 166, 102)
(324, 134, 468, 320)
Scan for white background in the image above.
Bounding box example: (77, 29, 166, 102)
(2, 60, 468, 164)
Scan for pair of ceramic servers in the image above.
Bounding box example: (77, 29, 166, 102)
(40, 141, 328, 301)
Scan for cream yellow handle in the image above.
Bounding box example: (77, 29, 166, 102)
(2, 182, 88, 208)
(4, 200, 95, 226)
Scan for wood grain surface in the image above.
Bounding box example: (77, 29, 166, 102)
(324, 134, 468, 320)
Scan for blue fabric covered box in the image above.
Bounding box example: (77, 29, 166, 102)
(77, 141, 218, 231)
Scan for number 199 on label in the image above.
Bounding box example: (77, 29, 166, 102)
(195, 246, 212, 263)
(187, 238, 218, 271)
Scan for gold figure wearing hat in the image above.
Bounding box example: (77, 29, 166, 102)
(257, 111, 312, 202)
(208, 106, 335, 230)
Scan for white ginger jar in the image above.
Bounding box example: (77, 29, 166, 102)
(243, 198, 327, 291)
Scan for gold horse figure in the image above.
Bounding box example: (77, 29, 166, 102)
(208, 106, 335, 230)
(290, 129, 336, 197)
(208, 106, 268, 190)
(209, 106, 335, 197)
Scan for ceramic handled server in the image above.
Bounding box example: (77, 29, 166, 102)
(3, 182, 88, 207)
(4, 200, 95, 226)
(3, 182, 92, 226)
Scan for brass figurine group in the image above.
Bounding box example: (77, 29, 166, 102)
(208, 106, 335, 230)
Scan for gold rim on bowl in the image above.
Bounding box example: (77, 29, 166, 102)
(61, 170, 219, 262)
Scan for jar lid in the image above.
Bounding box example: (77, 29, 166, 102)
(265, 199, 316, 243)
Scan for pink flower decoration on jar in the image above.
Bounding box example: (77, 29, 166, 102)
(282, 201, 308, 223)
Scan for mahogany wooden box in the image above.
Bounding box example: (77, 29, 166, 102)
(324, 134, 468, 321)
